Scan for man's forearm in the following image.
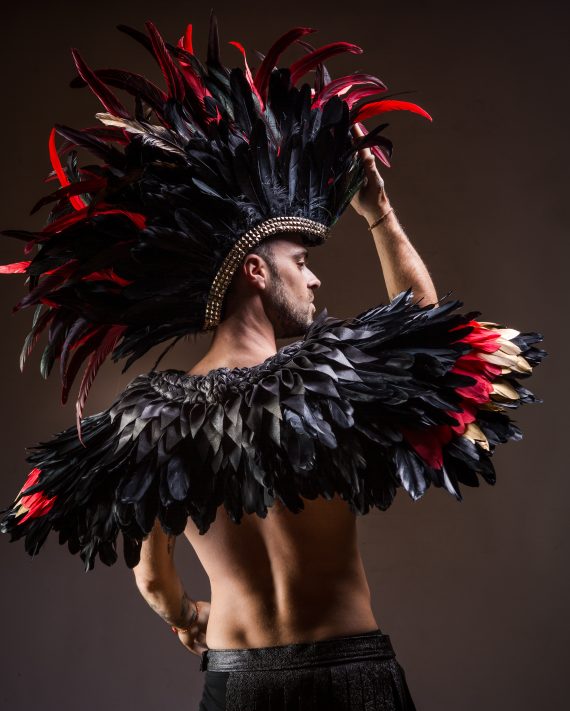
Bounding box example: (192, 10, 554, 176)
(365, 196, 438, 306)
(136, 573, 196, 628)
(133, 518, 195, 628)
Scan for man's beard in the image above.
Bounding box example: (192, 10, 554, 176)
(264, 274, 313, 339)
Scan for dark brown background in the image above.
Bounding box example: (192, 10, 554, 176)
(0, 1, 565, 709)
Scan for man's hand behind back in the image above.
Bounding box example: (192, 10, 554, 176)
(173, 599, 211, 656)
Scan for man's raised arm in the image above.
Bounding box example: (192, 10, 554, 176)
(350, 124, 438, 306)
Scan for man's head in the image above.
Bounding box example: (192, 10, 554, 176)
(220, 233, 321, 338)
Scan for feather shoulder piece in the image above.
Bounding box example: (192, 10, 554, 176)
(0, 289, 546, 571)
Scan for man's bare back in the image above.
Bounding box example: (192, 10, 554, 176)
(130, 169, 437, 652)
(184, 492, 380, 649)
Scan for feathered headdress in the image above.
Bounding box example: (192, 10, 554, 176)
(0, 11, 432, 436)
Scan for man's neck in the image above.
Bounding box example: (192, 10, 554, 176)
(187, 315, 278, 376)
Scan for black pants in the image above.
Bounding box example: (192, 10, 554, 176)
(197, 628, 416, 710)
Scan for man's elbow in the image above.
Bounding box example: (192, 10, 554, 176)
(132, 565, 174, 593)
(133, 573, 155, 592)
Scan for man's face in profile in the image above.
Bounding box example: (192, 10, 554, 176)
(261, 235, 321, 339)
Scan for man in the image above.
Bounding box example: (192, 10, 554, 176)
(0, 16, 544, 711)
(132, 125, 436, 707)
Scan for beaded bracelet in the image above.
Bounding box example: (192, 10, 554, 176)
(367, 206, 394, 230)
(170, 599, 199, 634)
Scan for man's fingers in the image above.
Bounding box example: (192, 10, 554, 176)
(353, 124, 385, 183)
(362, 153, 381, 183)
(350, 122, 386, 197)
(351, 122, 374, 162)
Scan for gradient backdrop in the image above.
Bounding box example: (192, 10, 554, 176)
(0, 1, 565, 709)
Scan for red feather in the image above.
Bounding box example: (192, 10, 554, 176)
(253, 27, 316, 101)
(312, 73, 387, 109)
(353, 99, 433, 123)
(81, 268, 133, 286)
(400, 321, 506, 469)
(48, 128, 87, 211)
(145, 21, 186, 102)
(229, 40, 265, 109)
(177, 23, 194, 54)
(30, 177, 106, 215)
(13, 260, 79, 313)
(15, 468, 57, 525)
(289, 42, 363, 87)
(41, 206, 147, 236)
(0, 261, 31, 273)
(71, 49, 130, 119)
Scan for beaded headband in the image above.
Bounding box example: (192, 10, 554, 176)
(203, 216, 330, 329)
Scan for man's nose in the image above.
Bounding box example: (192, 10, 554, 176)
(308, 271, 321, 289)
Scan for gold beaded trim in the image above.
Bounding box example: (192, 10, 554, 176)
(203, 216, 330, 330)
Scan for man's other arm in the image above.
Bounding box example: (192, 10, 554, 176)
(132, 518, 196, 629)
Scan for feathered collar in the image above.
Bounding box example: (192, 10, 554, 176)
(147, 340, 305, 402)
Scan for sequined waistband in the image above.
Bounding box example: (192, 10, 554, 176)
(199, 629, 395, 672)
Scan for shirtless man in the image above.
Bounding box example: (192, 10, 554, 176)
(131, 125, 437, 663)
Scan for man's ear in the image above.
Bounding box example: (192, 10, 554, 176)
(242, 254, 269, 290)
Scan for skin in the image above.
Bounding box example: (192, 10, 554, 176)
(132, 125, 438, 656)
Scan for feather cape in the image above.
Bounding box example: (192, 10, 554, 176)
(0, 289, 546, 571)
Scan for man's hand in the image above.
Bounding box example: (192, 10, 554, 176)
(173, 599, 211, 656)
(350, 122, 392, 223)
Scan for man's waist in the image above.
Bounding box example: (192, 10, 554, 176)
(200, 628, 393, 672)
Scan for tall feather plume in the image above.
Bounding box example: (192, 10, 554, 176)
(0, 13, 431, 419)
